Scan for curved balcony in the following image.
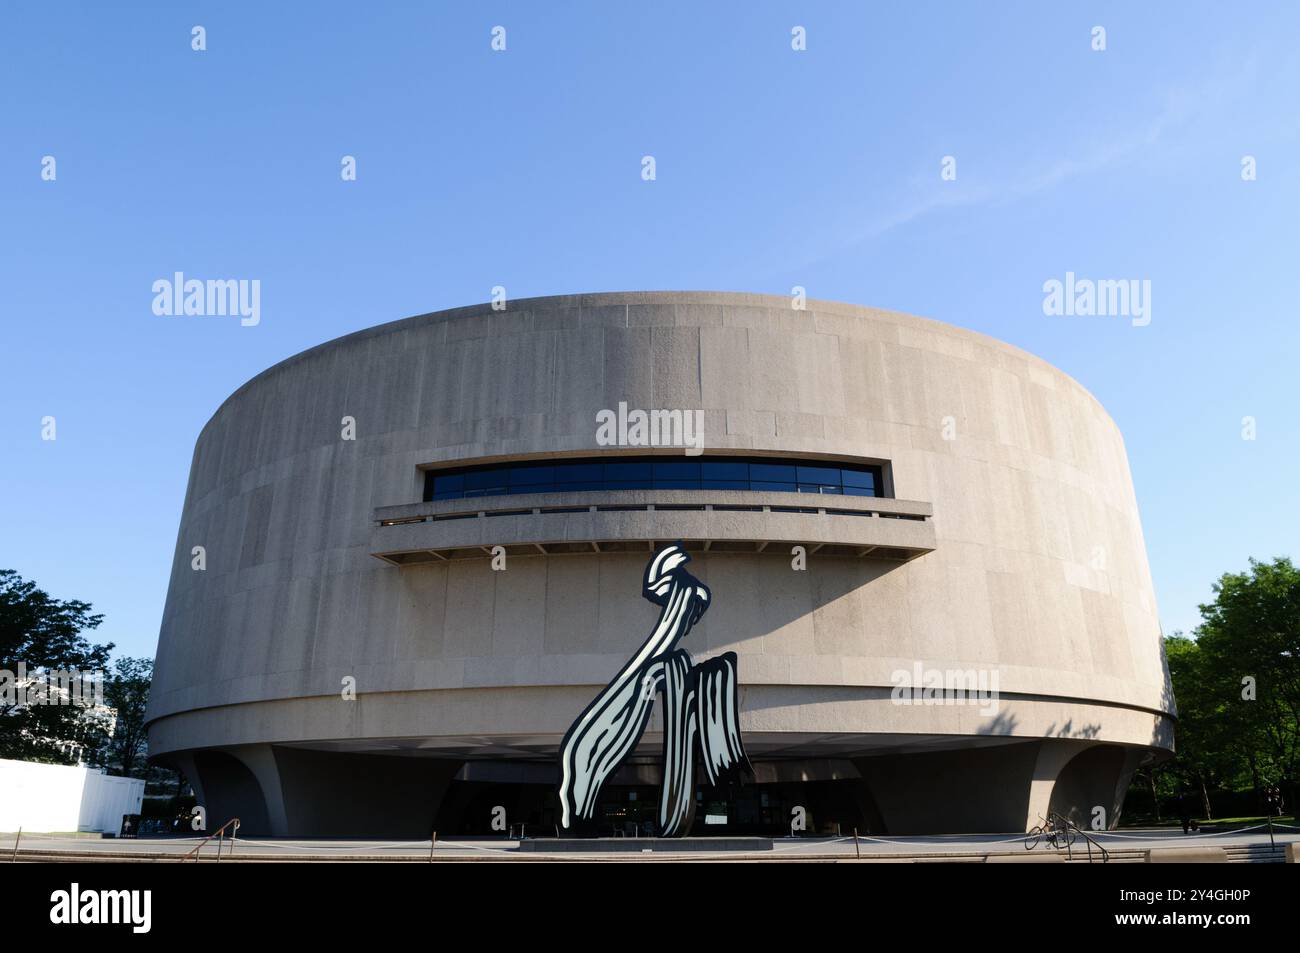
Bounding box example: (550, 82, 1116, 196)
(370, 489, 935, 565)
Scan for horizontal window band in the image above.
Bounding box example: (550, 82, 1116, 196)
(424, 454, 886, 504)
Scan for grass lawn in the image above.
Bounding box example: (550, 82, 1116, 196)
(1121, 814, 1296, 829)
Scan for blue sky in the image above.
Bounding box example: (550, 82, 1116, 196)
(2, 3, 1297, 660)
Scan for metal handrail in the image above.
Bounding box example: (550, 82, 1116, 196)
(181, 818, 240, 862)
(1048, 812, 1110, 863)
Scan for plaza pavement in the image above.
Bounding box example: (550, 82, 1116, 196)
(5, 826, 1297, 862)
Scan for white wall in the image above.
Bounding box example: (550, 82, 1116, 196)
(0, 758, 144, 833)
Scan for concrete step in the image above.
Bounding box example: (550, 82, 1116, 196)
(1226, 844, 1286, 863)
(1065, 850, 1146, 863)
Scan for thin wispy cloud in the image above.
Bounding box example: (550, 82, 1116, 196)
(794, 48, 1263, 269)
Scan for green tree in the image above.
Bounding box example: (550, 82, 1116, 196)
(104, 656, 154, 777)
(1160, 635, 1243, 818)
(1194, 557, 1300, 815)
(0, 569, 115, 763)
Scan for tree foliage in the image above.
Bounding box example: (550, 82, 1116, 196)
(1194, 557, 1300, 807)
(0, 569, 115, 763)
(104, 656, 154, 777)
(1139, 557, 1300, 820)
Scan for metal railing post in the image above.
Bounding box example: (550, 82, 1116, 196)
(181, 818, 240, 863)
(1050, 811, 1109, 864)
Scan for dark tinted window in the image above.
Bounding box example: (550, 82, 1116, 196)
(555, 463, 602, 484)
(750, 463, 797, 484)
(702, 479, 748, 490)
(604, 462, 652, 482)
(464, 468, 507, 489)
(424, 456, 886, 502)
(751, 480, 796, 492)
(841, 469, 876, 490)
(509, 466, 554, 486)
(652, 461, 700, 481)
(796, 465, 841, 486)
(702, 461, 749, 481)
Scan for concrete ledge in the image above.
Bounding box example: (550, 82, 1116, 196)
(985, 852, 1066, 863)
(517, 837, 773, 853)
(372, 489, 936, 564)
(376, 489, 932, 523)
(1287, 842, 1298, 863)
(1144, 847, 1227, 863)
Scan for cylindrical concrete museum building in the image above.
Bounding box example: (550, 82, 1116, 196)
(146, 292, 1174, 837)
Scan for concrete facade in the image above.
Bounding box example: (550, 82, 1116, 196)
(146, 291, 1174, 836)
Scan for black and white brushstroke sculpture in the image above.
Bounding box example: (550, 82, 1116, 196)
(558, 542, 750, 837)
